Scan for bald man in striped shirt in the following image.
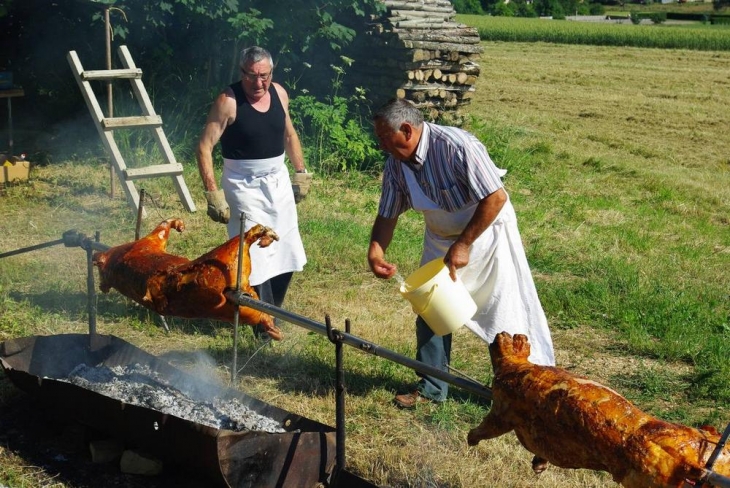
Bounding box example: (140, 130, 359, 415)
(368, 98, 555, 409)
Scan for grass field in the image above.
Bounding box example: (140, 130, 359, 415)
(458, 13, 730, 49)
(0, 41, 729, 487)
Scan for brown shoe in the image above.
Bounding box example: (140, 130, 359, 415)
(393, 391, 433, 409)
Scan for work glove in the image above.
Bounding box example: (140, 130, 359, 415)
(204, 189, 230, 224)
(292, 171, 312, 204)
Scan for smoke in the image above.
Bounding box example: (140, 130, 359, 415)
(65, 360, 286, 433)
(161, 348, 228, 401)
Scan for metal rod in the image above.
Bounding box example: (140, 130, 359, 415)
(0, 238, 65, 259)
(326, 315, 347, 473)
(85, 232, 100, 341)
(135, 188, 145, 240)
(225, 290, 493, 401)
(707, 423, 730, 471)
(231, 212, 246, 383)
(704, 471, 730, 488)
(159, 315, 170, 333)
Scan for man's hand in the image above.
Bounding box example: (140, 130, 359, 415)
(369, 256, 398, 280)
(204, 189, 230, 224)
(292, 171, 312, 204)
(445, 241, 471, 281)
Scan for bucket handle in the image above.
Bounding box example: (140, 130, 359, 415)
(410, 284, 438, 314)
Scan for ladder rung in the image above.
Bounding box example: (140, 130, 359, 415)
(81, 68, 143, 81)
(102, 115, 162, 130)
(123, 164, 184, 180)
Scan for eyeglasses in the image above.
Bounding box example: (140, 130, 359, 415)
(241, 69, 272, 82)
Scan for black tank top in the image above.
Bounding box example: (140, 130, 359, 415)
(220, 83, 286, 160)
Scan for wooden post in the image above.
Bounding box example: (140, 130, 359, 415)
(105, 7, 115, 198)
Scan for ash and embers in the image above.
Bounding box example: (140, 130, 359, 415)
(64, 363, 286, 434)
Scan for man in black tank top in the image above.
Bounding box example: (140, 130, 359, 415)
(195, 46, 311, 340)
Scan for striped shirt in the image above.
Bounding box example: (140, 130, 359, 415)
(378, 122, 505, 219)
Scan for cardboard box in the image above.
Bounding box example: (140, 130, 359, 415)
(0, 160, 30, 183)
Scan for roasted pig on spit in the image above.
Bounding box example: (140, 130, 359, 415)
(467, 332, 730, 488)
(93, 218, 282, 340)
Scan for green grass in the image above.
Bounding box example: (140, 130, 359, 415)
(458, 13, 730, 49)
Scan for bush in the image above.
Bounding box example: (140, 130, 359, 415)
(649, 12, 666, 24)
(289, 60, 381, 175)
(589, 3, 606, 15)
(492, 1, 518, 16)
(452, 0, 485, 14)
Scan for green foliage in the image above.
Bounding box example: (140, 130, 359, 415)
(535, 0, 565, 18)
(227, 8, 274, 46)
(0, 0, 384, 160)
(452, 0, 485, 15)
(649, 12, 667, 23)
(493, 1, 518, 16)
(289, 59, 381, 175)
(589, 3, 606, 15)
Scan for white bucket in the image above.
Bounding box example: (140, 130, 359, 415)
(399, 258, 478, 336)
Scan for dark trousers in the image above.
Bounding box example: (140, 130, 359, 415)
(252, 272, 294, 338)
(253, 272, 294, 308)
(415, 315, 452, 402)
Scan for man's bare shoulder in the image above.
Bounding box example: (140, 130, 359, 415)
(211, 87, 236, 116)
(272, 82, 290, 103)
(215, 86, 236, 105)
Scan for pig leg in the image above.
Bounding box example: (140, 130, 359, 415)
(532, 455, 549, 474)
(467, 409, 515, 446)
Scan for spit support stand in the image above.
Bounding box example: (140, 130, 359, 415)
(231, 212, 247, 383)
(325, 315, 348, 479)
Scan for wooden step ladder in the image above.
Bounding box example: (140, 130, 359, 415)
(67, 45, 197, 217)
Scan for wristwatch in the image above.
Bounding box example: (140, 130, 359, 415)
(296, 169, 307, 173)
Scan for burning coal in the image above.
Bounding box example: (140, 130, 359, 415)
(64, 363, 286, 434)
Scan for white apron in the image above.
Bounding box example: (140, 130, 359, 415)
(404, 167, 555, 366)
(222, 155, 306, 286)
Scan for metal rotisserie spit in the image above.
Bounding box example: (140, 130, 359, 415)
(0, 333, 337, 488)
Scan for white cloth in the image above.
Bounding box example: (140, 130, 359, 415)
(403, 167, 555, 366)
(222, 155, 306, 286)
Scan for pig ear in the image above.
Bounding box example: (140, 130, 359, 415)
(92, 252, 106, 266)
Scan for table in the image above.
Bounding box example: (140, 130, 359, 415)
(0, 88, 25, 153)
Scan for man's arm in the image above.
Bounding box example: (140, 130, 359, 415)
(274, 83, 305, 173)
(196, 90, 235, 192)
(368, 215, 399, 279)
(196, 90, 235, 223)
(445, 187, 507, 280)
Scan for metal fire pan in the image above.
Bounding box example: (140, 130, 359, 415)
(0, 333, 337, 488)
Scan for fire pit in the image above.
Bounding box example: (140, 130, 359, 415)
(0, 333, 337, 487)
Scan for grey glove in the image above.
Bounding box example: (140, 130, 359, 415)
(292, 171, 312, 204)
(204, 189, 230, 224)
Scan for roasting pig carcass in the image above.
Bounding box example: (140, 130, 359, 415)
(467, 332, 729, 488)
(93, 218, 282, 340)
